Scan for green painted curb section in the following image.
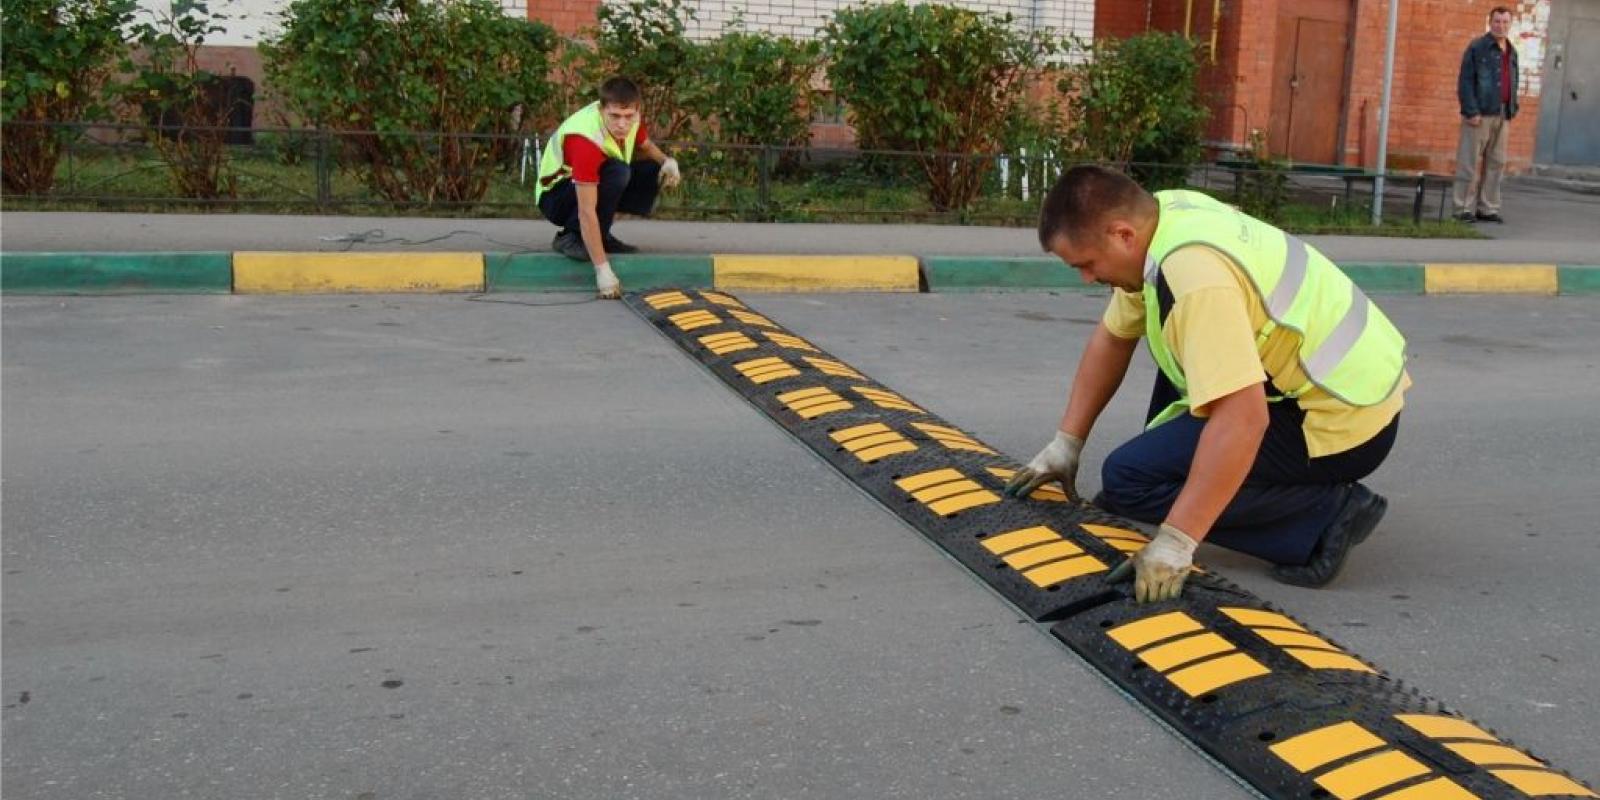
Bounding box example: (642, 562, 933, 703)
(922, 257, 1088, 292)
(484, 253, 713, 292)
(1, 251, 232, 294)
(1338, 263, 1425, 294)
(1558, 265, 1600, 294)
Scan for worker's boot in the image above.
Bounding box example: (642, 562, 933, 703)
(1272, 484, 1388, 588)
(603, 234, 639, 254)
(552, 230, 589, 262)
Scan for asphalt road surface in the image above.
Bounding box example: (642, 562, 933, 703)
(4, 291, 1596, 799)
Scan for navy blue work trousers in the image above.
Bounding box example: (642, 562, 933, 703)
(538, 158, 661, 238)
(1093, 373, 1399, 565)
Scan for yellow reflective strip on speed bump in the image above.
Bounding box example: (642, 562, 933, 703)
(1286, 649, 1377, 673)
(734, 357, 800, 384)
(853, 387, 925, 413)
(912, 423, 998, 455)
(1394, 715, 1497, 742)
(981, 526, 1061, 555)
(1080, 523, 1150, 551)
(1023, 556, 1108, 587)
(233, 252, 482, 293)
(985, 468, 1069, 502)
(1489, 770, 1599, 797)
(894, 469, 999, 516)
(776, 386, 852, 419)
(728, 309, 778, 328)
(1002, 540, 1084, 570)
(1164, 653, 1271, 697)
(1253, 628, 1341, 651)
(1316, 750, 1432, 800)
(1219, 607, 1309, 632)
(670, 309, 722, 331)
(1271, 721, 1388, 772)
(644, 290, 693, 309)
(699, 331, 758, 355)
(828, 424, 917, 463)
(1138, 633, 1237, 671)
(763, 331, 819, 352)
(1108, 612, 1206, 650)
(700, 291, 746, 308)
(804, 358, 865, 380)
(1375, 778, 1481, 800)
(1444, 743, 1545, 769)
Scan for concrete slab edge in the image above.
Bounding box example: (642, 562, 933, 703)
(3, 252, 1598, 295)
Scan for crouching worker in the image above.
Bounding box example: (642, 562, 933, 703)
(535, 76, 682, 299)
(1009, 165, 1409, 603)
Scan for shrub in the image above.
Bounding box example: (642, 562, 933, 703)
(1, 0, 137, 195)
(824, 2, 1056, 211)
(117, 0, 239, 199)
(1059, 31, 1208, 184)
(263, 0, 558, 204)
(691, 30, 819, 149)
(587, 0, 704, 141)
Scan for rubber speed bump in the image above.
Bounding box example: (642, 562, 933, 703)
(624, 288, 1595, 800)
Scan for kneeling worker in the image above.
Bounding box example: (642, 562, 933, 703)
(1010, 166, 1409, 603)
(535, 77, 682, 298)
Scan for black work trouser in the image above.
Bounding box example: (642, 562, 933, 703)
(537, 159, 661, 240)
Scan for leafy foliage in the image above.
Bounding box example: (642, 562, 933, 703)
(824, 2, 1056, 211)
(117, 0, 238, 199)
(690, 30, 819, 149)
(1, 0, 136, 194)
(262, 0, 559, 203)
(587, 0, 704, 141)
(1059, 31, 1208, 184)
(1233, 129, 1289, 219)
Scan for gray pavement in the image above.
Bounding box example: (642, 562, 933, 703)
(3, 177, 1597, 263)
(4, 291, 1597, 798)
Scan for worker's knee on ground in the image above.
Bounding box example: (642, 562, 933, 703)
(630, 158, 661, 185)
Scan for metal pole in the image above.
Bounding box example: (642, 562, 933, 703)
(1372, 0, 1399, 226)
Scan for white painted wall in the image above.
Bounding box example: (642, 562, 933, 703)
(133, 0, 531, 47)
(676, 0, 1094, 43)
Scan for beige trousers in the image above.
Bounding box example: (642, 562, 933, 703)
(1452, 114, 1508, 215)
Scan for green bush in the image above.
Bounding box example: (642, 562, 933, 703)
(262, 0, 558, 203)
(1059, 31, 1207, 184)
(1, 0, 137, 194)
(117, 0, 238, 199)
(587, 0, 704, 141)
(824, 2, 1056, 211)
(1233, 130, 1288, 220)
(691, 31, 819, 149)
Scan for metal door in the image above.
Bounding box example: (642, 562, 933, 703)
(1554, 18, 1600, 164)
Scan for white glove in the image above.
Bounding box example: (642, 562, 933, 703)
(594, 261, 620, 299)
(1003, 431, 1084, 500)
(1108, 523, 1198, 604)
(659, 157, 681, 189)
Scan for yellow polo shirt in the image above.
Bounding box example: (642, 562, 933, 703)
(1103, 243, 1410, 457)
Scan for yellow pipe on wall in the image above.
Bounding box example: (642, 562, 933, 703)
(1210, 0, 1222, 64)
(1184, 0, 1194, 38)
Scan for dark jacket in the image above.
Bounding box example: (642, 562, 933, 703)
(1458, 33, 1519, 120)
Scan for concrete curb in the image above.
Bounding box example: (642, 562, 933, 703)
(2, 252, 1597, 295)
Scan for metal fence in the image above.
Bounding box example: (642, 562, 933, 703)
(1, 121, 1456, 227)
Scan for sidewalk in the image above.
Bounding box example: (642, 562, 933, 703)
(3, 177, 1597, 263)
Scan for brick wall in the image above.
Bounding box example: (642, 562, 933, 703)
(1095, 0, 1147, 38)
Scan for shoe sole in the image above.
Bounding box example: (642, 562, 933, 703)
(1273, 490, 1388, 588)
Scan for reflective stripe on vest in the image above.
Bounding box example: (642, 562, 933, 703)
(1140, 190, 1407, 429)
(534, 102, 639, 203)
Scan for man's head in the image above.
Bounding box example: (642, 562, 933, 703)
(1488, 6, 1512, 41)
(1037, 165, 1159, 293)
(598, 76, 642, 140)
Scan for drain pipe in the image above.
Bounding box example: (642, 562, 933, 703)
(1372, 0, 1399, 225)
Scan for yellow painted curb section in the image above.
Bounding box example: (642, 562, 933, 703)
(234, 252, 484, 294)
(714, 255, 919, 292)
(1424, 263, 1557, 295)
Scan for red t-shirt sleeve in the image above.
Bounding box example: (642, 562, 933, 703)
(562, 134, 606, 184)
(561, 124, 650, 183)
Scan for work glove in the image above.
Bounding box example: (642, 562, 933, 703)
(1107, 523, 1198, 604)
(660, 157, 681, 189)
(1003, 431, 1084, 500)
(595, 261, 621, 300)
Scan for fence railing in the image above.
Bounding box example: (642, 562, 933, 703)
(1, 121, 1456, 227)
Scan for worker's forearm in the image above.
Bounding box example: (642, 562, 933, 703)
(1164, 395, 1267, 541)
(640, 140, 668, 164)
(1058, 324, 1137, 440)
(578, 206, 607, 267)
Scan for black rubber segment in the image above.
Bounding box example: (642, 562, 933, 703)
(627, 289, 1596, 800)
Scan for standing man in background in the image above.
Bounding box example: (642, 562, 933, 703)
(536, 77, 682, 299)
(1453, 6, 1519, 224)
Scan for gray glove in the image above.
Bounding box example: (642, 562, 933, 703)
(595, 261, 621, 300)
(1107, 523, 1198, 604)
(1003, 431, 1084, 500)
